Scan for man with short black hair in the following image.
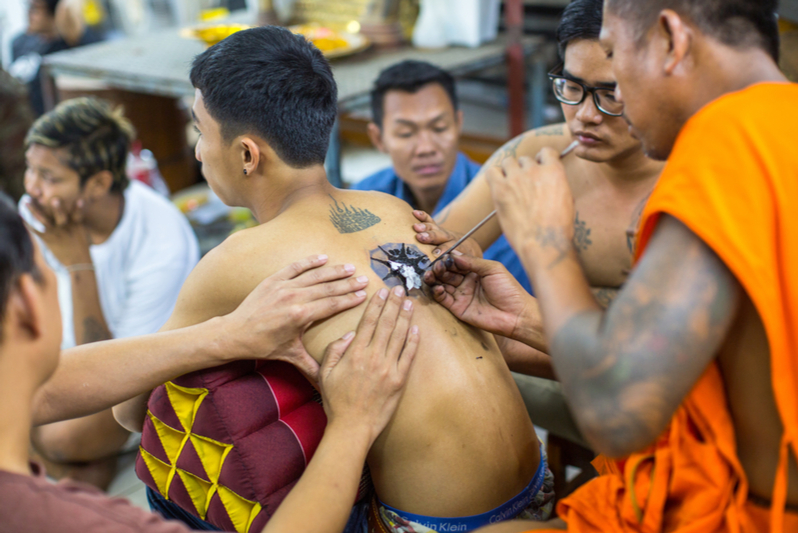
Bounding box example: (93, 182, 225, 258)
(115, 27, 553, 532)
(0, 199, 419, 533)
(354, 60, 533, 293)
(19, 97, 200, 489)
(9, 0, 101, 115)
(435, 0, 796, 531)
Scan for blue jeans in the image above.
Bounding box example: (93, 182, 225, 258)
(146, 487, 221, 531)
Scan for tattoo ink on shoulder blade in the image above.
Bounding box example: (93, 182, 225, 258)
(328, 195, 381, 234)
(369, 243, 431, 296)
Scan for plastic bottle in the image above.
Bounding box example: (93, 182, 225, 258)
(127, 140, 171, 197)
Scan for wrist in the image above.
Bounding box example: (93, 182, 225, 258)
(204, 316, 244, 364)
(325, 418, 374, 451)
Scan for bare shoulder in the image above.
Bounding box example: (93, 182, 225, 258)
(483, 123, 573, 171)
(163, 225, 290, 330)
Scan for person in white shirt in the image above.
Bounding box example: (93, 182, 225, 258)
(19, 97, 199, 489)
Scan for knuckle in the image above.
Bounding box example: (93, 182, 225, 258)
(288, 304, 307, 322)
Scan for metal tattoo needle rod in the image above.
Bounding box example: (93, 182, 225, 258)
(426, 139, 580, 270)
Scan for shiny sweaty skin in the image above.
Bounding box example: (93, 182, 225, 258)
(430, 40, 663, 302)
(149, 190, 540, 518)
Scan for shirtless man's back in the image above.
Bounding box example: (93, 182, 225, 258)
(114, 26, 545, 528)
(167, 189, 541, 516)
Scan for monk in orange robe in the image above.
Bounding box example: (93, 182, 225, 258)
(424, 1, 796, 532)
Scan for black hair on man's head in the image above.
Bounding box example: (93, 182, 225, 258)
(44, 0, 61, 16)
(190, 26, 337, 168)
(557, 0, 605, 59)
(370, 60, 458, 128)
(605, 0, 779, 62)
(0, 200, 40, 338)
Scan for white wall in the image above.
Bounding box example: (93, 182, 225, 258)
(0, 0, 27, 69)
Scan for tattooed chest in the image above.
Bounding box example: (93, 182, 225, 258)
(573, 210, 633, 287)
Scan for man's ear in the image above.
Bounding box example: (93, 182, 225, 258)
(240, 137, 262, 176)
(83, 170, 114, 199)
(7, 274, 44, 341)
(367, 122, 387, 153)
(455, 110, 464, 134)
(657, 9, 692, 76)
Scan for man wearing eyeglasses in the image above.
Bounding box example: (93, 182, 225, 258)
(411, 0, 663, 445)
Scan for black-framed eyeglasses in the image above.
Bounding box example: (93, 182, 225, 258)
(547, 64, 624, 117)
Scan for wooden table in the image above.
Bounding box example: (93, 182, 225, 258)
(43, 24, 550, 186)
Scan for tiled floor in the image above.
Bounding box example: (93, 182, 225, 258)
(108, 451, 150, 511)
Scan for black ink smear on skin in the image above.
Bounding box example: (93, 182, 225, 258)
(328, 195, 381, 234)
(369, 243, 431, 295)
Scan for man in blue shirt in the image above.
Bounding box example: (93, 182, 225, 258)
(351, 60, 532, 294)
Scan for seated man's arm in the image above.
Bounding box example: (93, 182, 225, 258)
(112, 238, 270, 432)
(428, 124, 573, 250)
(495, 335, 556, 380)
(537, 216, 741, 457)
(110, 242, 368, 432)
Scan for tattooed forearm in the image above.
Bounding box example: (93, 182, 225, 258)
(535, 124, 564, 136)
(549, 216, 740, 457)
(534, 226, 573, 269)
(573, 212, 592, 251)
(328, 195, 381, 233)
(592, 287, 618, 308)
(82, 317, 111, 344)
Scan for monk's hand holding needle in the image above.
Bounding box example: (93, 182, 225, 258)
(486, 150, 576, 272)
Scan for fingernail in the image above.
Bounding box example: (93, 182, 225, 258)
(414, 224, 424, 231)
(343, 263, 355, 273)
(433, 249, 441, 256)
(318, 254, 328, 261)
(452, 250, 463, 256)
(411, 325, 419, 335)
(342, 331, 355, 340)
(356, 275, 368, 283)
(393, 286, 404, 297)
(403, 299, 412, 311)
(378, 288, 389, 300)
(355, 290, 366, 298)
(419, 232, 429, 240)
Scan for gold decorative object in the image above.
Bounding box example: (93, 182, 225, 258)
(181, 22, 371, 59)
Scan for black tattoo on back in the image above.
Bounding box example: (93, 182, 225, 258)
(534, 226, 572, 269)
(369, 243, 431, 296)
(328, 195, 381, 234)
(573, 212, 593, 251)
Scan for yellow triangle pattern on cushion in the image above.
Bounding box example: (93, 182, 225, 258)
(145, 381, 261, 533)
(190, 434, 233, 484)
(164, 381, 208, 432)
(217, 485, 263, 533)
(149, 413, 187, 464)
(176, 469, 215, 519)
(139, 447, 172, 496)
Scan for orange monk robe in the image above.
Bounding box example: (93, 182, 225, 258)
(531, 82, 798, 533)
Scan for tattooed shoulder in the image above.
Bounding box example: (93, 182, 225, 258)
(328, 195, 381, 234)
(486, 134, 525, 168)
(534, 124, 564, 136)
